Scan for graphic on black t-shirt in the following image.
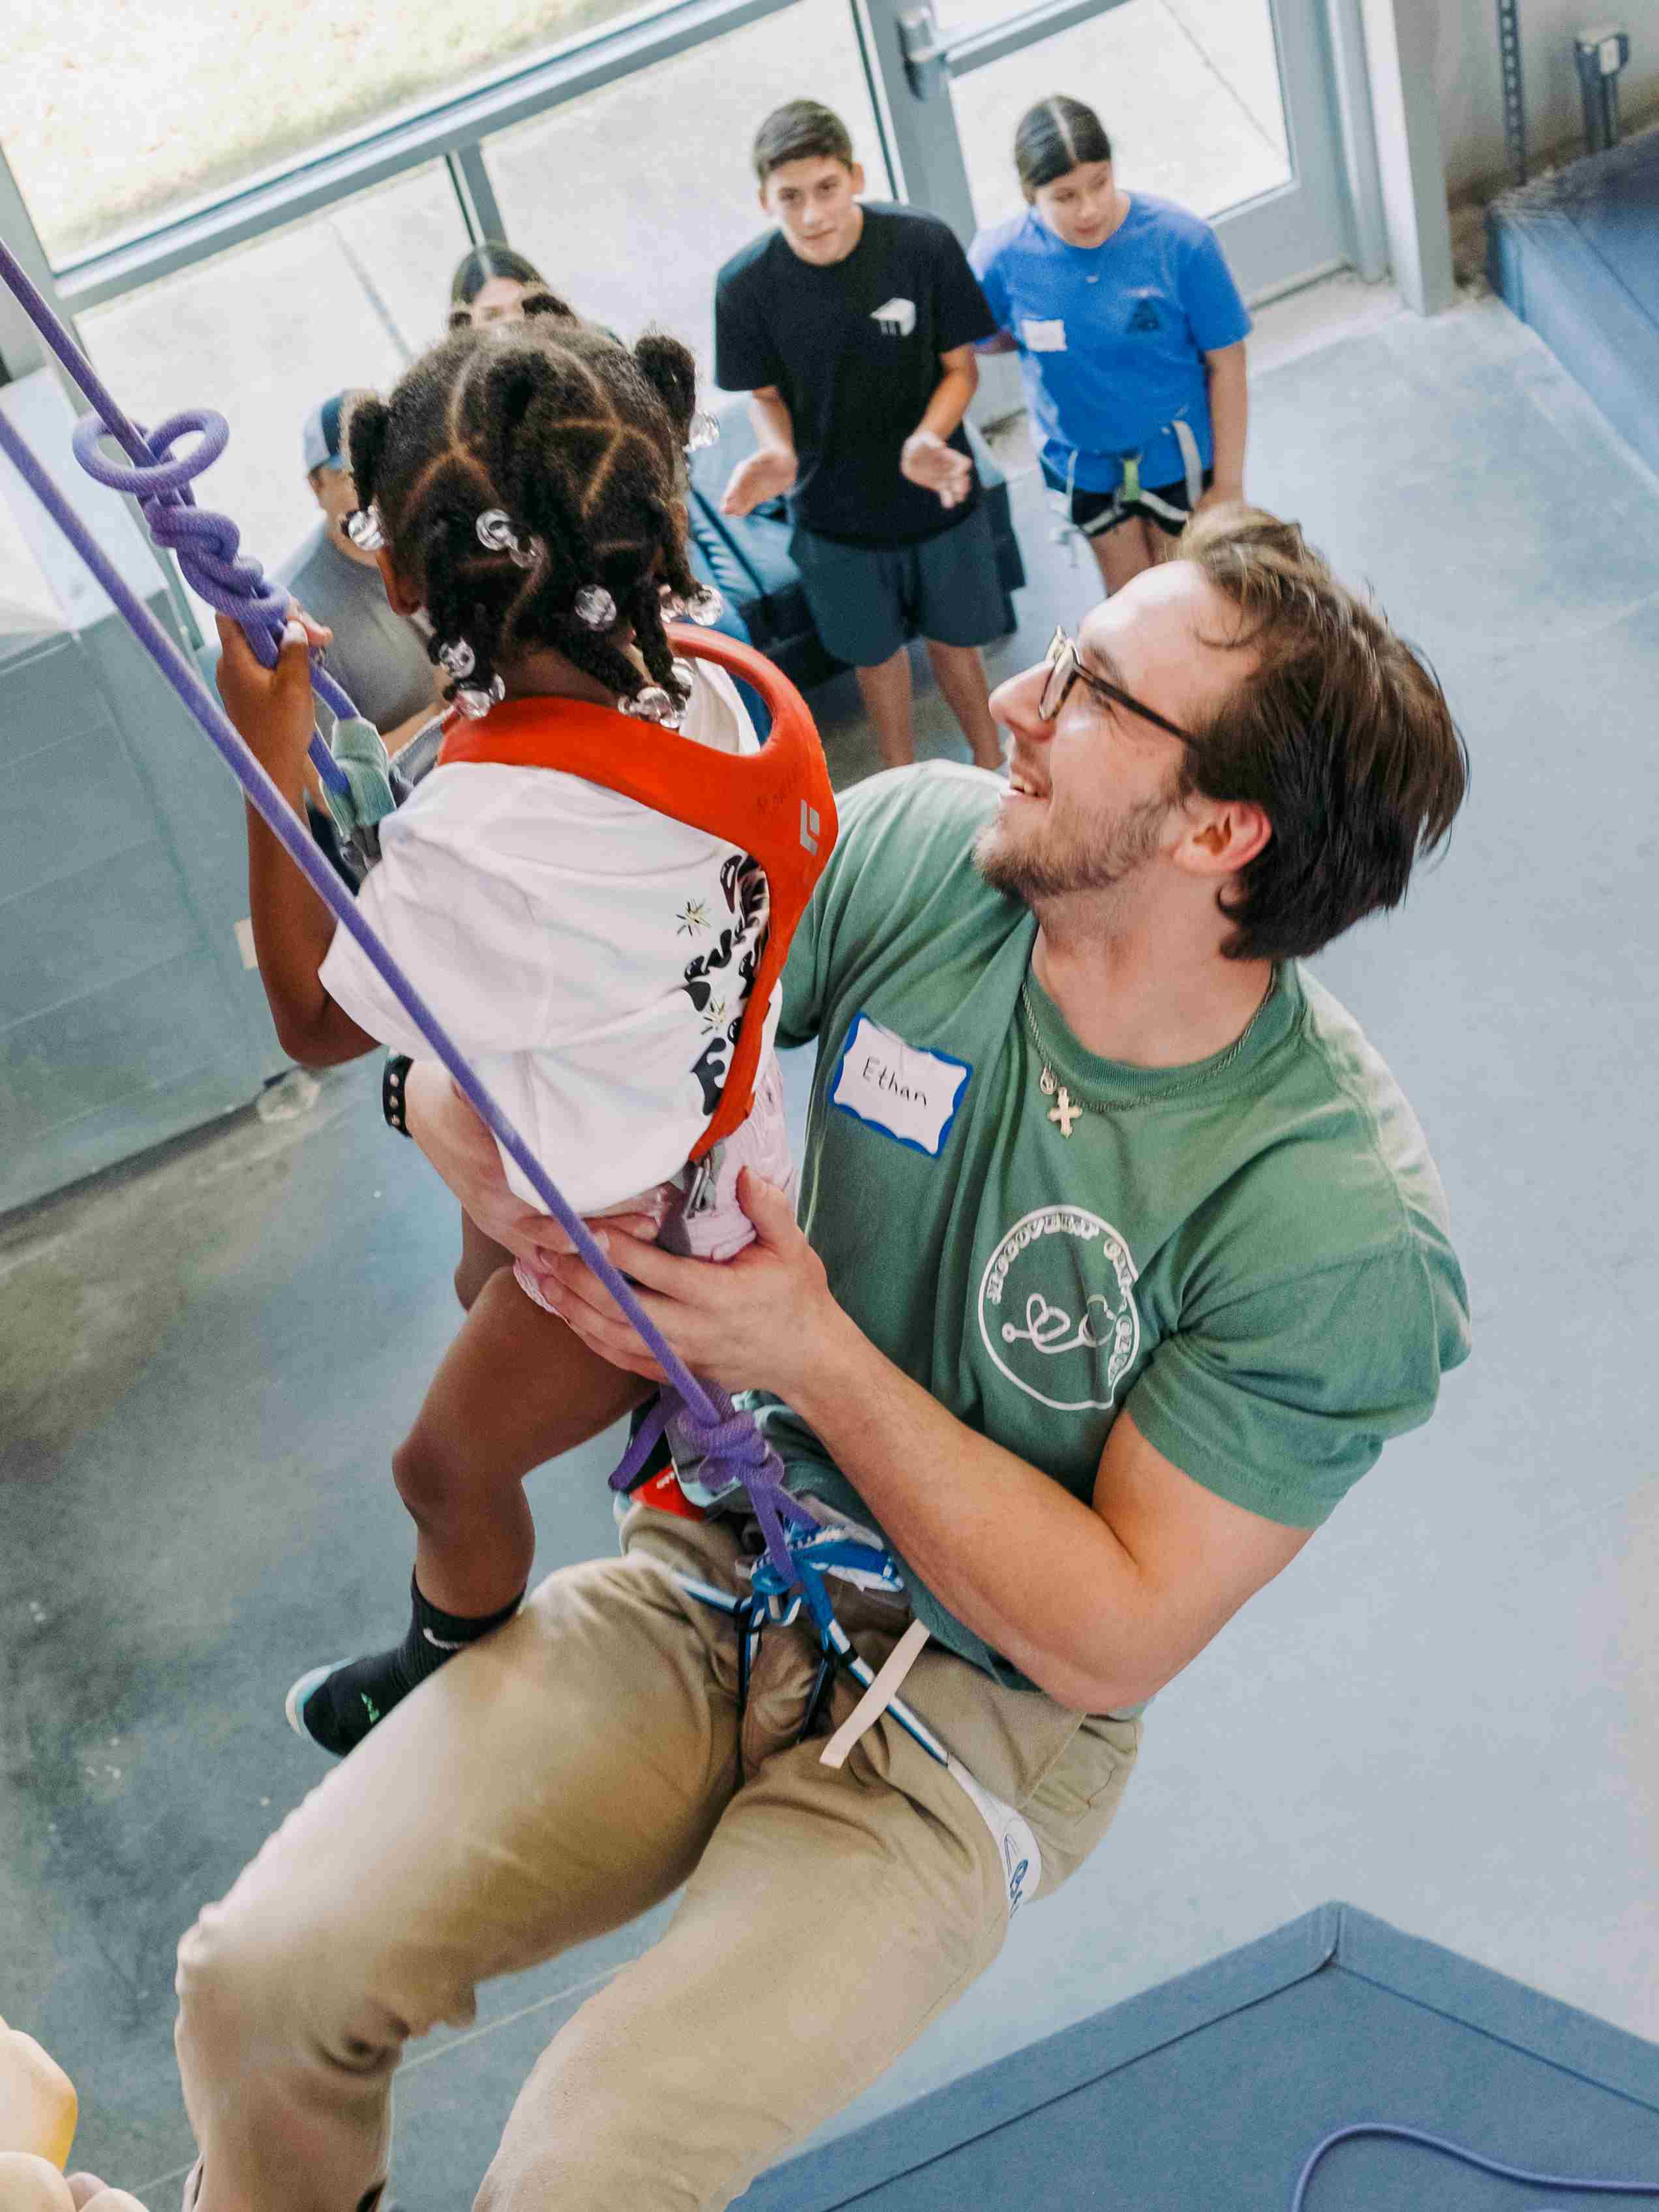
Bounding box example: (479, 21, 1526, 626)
(871, 296, 917, 338)
(682, 851, 769, 1114)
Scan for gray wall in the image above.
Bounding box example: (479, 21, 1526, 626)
(0, 606, 280, 1216)
(1435, 0, 1656, 193)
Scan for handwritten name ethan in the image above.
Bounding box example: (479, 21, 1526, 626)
(862, 1052, 933, 1105)
(831, 1015, 971, 1157)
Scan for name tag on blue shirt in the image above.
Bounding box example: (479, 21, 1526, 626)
(831, 1013, 971, 1157)
(1021, 316, 1067, 352)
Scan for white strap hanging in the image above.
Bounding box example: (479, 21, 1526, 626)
(819, 1618, 933, 1770)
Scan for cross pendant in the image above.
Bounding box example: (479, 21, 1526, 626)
(1048, 1087, 1080, 1137)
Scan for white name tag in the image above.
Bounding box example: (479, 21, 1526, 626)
(1021, 316, 1067, 352)
(831, 1013, 971, 1158)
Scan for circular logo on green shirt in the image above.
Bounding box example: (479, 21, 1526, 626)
(977, 1206, 1141, 1411)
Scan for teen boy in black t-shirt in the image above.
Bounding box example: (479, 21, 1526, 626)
(714, 100, 1006, 771)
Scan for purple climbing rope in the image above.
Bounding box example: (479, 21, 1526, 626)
(0, 241, 823, 1611)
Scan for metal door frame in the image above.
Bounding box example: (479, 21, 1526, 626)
(857, 0, 1395, 300)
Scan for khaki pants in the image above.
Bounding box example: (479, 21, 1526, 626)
(175, 1505, 1140, 2212)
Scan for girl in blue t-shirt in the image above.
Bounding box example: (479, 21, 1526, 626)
(969, 96, 1252, 596)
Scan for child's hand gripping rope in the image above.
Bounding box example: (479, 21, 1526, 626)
(214, 607, 332, 778)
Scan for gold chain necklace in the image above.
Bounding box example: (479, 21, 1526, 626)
(1018, 972, 1276, 1137)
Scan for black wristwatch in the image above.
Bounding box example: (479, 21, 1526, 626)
(382, 1052, 414, 1137)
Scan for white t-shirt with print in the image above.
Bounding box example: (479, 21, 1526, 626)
(319, 662, 778, 1212)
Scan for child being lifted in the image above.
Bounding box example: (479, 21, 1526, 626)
(217, 305, 829, 1755)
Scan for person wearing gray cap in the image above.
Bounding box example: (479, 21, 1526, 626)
(272, 392, 441, 756)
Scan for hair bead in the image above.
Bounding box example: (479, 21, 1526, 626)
(620, 684, 680, 725)
(451, 674, 506, 719)
(476, 509, 539, 568)
(573, 585, 618, 630)
(345, 504, 384, 551)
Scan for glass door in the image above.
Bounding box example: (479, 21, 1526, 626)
(865, 0, 1356, 301)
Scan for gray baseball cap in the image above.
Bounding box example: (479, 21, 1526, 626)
(302, 393, 348, 476)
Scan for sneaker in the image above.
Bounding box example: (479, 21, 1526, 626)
(284, 1659, 349, 1743)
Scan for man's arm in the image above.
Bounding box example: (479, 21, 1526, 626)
(1200, 340, 1248, 506)
(900, 343, 979, 508)
(536, 1173, 1312, 1713)
(721, 388, 799, 518)
(747, 1252, 1309, 1712)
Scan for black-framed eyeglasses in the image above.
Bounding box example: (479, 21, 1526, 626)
(1037, 625, 1196, 745)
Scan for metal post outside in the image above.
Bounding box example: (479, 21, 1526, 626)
(446, 143, 508, 246)
(1497, 0, 1526, 184)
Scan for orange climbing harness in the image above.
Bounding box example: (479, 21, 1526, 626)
(438, 624, 836, 1159)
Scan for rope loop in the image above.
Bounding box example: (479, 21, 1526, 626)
(71, 405, 228, 495)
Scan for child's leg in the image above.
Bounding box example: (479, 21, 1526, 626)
(394, 1267, 649, 1613)
(455, 1206, 514, 1310)
(290, 1272, 652, 1757)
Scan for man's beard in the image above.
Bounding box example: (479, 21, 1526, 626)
(974, 789, 1172, 903)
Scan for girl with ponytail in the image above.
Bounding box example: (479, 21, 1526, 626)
(969, 96, 1253, 595)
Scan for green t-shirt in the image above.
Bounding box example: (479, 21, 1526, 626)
(750, 764, 1470, 1691)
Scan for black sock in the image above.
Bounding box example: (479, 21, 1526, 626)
(297, 1574, 524, 1758)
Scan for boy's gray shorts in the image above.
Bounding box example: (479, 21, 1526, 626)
(790, 501, 1007, 668)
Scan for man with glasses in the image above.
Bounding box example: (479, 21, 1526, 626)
(174, 505, 1471, 2212)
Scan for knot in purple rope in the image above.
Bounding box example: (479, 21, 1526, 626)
(72, 408, 290, 656)
(676, 1405, 774, 1469)
(69, 408, 357, 781)
(610, 1383, 826, 1623)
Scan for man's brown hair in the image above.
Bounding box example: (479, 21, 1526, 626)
(752, 99, 855, 185)
(1176, 505, 1468, 962)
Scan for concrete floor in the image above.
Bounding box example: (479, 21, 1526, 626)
(4, 281, 1659, 2202)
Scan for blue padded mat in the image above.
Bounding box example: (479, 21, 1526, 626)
(1487, 129, 1659, 479)
(738, 1904, 1659, 2210)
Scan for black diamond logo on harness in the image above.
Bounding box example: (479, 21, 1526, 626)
(1127, 299, 1161, 333)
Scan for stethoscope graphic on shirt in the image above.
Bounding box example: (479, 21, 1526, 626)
(1001, 1290, 1121, 1355)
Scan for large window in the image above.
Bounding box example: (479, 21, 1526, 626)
(76, 164, 472, 600)
(52, 2, 888, 596)
(487, 0, 890, 380)
(945, 0, 1292, 231)
(1, 0, 675, 267)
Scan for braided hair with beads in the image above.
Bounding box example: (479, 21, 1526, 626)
(344, 315, 705, 720)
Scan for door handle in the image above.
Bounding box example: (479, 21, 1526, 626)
(897, 5, 949, 97)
